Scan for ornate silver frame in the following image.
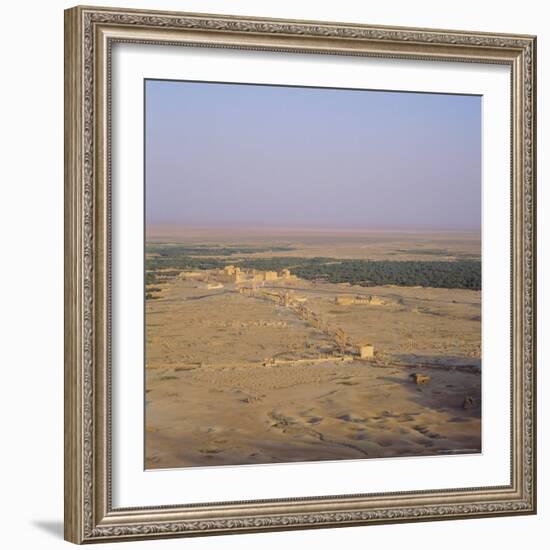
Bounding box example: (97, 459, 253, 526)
(64, 5, 537, 544)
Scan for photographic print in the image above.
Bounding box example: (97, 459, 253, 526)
(144, 80, 482, 469)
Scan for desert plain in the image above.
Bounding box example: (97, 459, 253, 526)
(145, 228, 482, 469)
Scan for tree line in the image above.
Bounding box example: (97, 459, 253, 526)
(146, 251, 481, 290)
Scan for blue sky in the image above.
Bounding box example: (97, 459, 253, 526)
(145, 79, 481, 230)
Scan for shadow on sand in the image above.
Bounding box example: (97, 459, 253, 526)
(378, 367, 481, 417)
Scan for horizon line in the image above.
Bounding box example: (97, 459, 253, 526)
(146, 223, 482, 233)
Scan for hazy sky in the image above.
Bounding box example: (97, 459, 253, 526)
(145, 79, 481, 230)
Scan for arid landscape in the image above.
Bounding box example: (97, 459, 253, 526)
(144, 80, 482, 469)
(145, 228, 481, 469)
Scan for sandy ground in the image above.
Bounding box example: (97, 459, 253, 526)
(146, 362, 481, 468)
(145, 270, 481, 469)
(146, 226, 480, 261)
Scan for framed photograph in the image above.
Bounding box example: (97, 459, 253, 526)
(64, 5, 537, 544)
